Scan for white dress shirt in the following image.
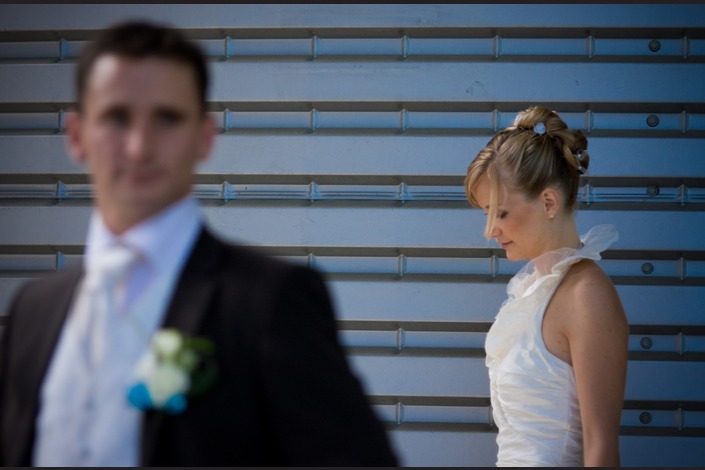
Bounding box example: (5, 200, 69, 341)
(33, 195, 203, 467)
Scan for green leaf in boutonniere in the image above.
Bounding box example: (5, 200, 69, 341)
(128, 328, 218, 415)
(181, 336, 218, 398)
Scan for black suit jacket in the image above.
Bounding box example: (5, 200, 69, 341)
(0, 228, 398, 466)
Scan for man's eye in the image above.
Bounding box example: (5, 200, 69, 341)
(155, 111, 183, 127)
(103, 110, 129, 127)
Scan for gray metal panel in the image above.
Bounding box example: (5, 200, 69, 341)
(386, 433, 705, 467)
(3, 135, 705, 178)
(0, 205, 703, 251)
(3, 62, 705, 104)
(329, 280, 705, 325)
(620, 436, 705, 468)
(346, 355, 705, 402)
(617, 285, 705, 326)
(1, 4, 704, 30)
(388, 431, 498, 467)
(347, 355, 489, 397)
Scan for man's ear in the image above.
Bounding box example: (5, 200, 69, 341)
(542, 187, 560, 219)
(65, 111, 86, 164)
(197, 113, 217, 163)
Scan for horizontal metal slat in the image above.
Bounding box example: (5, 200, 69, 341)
(1, 181, 704, 209)
(3, 184, 705, 211)
(3, 36, 704, 61)
(372, 396, 491, 435)
(368, 396, 705, 436)
(0, 41, 64, 60)
(2, 110, 705, 133)
(592, 38, 687, 57)
(6, 251, 675, 279)
(0, 112, 61, 130)
(340, 329, 487, 352)
(340, 328, 705, 360)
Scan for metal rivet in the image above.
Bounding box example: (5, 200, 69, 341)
(646, 115, 660, 127)
(641, 262, 655, 275)
(640, 337, 653, 349)
(648, 40, 661, 52)
(646, 185, 660, 197)
(639, 411, 653, 424)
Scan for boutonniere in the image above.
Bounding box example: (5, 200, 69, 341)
(127, 328, 218, 415)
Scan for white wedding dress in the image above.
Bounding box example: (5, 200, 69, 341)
(485, 224, 618, 467)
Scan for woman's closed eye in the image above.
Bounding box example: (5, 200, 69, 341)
(481, 210, 507, 219)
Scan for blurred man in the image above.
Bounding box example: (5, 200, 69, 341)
(0, 21, 398, 467)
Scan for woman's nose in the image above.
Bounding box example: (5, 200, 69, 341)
(488, 224, 500, 238)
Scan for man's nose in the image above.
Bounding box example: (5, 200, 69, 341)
(125, 125, 152, 161)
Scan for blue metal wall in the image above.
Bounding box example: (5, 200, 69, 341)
(0, 4, 704, 466)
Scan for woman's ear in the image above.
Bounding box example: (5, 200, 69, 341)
(542, 188, 560, 219)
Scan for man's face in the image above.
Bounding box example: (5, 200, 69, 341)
(68, 54, 214, 233)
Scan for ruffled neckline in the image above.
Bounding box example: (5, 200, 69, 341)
(505, 224, 618, 302)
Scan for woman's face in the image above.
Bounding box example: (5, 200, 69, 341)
(472, 176, 553, 261)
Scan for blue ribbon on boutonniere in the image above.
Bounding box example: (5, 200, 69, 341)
(128, 328, 218, 415)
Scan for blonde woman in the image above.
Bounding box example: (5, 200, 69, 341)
(465, 106, 629, 466)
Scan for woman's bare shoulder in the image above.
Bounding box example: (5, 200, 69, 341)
(559, 259, 627, 329)
(563, 258, 615, 294)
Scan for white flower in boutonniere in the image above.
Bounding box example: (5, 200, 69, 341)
(127, 328, 218, 415)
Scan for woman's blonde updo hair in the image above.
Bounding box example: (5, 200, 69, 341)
(464, 105, 589, 237)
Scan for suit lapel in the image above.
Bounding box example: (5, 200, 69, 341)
(27, 268, 83, 392)
(140, 228, 223, 465)
(160, 228, 222, 334)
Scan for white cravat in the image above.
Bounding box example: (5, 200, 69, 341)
(33, 243, 141, 467)
(78, 243, 139, 369)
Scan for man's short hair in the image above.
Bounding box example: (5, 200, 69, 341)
(75, 21, 209, 112)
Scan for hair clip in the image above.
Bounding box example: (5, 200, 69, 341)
(574, 151, 586, 174)
(533, 122, 546, 135)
